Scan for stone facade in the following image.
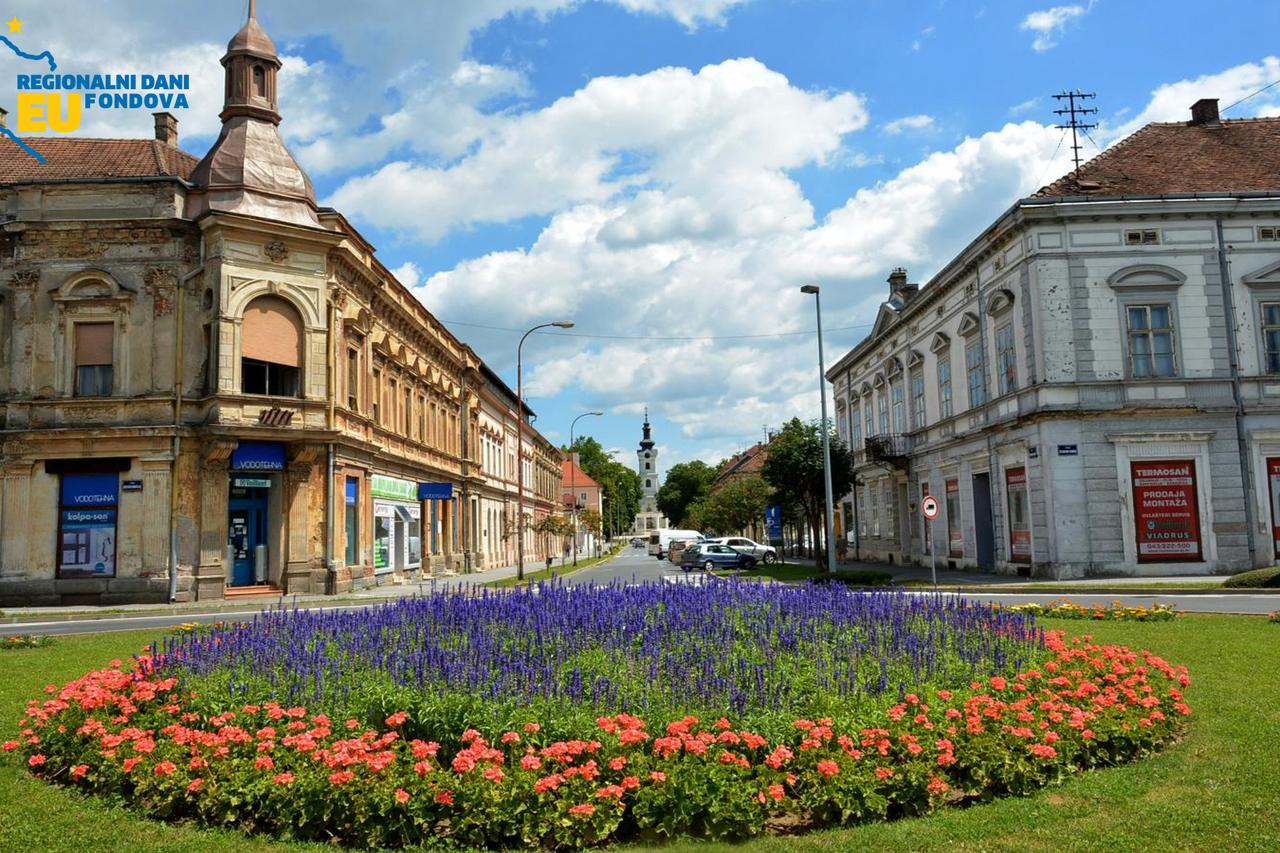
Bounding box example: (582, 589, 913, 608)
(828, 105, 1280, 579)
(0, 8, 562, 606)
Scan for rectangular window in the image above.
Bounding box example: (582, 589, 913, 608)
(74, 322, 114, 397)
(946, 478, 962, 557)
(858, 484, 868, 537)
(404, 388, 412, 436)
(344, 477, 359, 565)
(996, 324, 1017, 395)
(938, 361, 953, 419)
(58, 472, 118, 577)
(418, 395, 426, 441)
(1131, 459, 1201, 561)
(241, 358, 298, 396)
(837, 407, 848, 442)
(877, 391, 889, 435)
(1126, 304, 1177, 378)
(851, 405, 862, 450)
(389, 380, 398, 430)
(1263, 303, 1280, 374)
(891, 380, 906, 433)
(372, 370, 382, 422)
(1005, 467, 1031, 563)
(864, 399, 875, 438)
(910, 369, 925, 430)
(347, 348, 360, 411)
(965, 340, 987, 408)
(870, 481, 880, 537)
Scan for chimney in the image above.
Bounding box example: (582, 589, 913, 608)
(1189, 98, 1220, 127)
(0, 107, 7, 129)
(887, 267, 918, 303)
(153, 112, 178, 147)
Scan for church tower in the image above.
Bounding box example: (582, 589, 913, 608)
(633, 409, 669, 531)
(187, 0, 319, 227)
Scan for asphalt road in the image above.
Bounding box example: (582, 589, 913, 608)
(9, 549, 1277, 637)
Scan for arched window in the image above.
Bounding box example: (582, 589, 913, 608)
(252, 65, 266, 98)
(241, 295, 302, 396)
(645, 479, 651, 488)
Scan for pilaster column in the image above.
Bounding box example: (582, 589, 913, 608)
(284, 461, 314, 593)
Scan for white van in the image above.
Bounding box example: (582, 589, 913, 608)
(648, 528, 703, 560)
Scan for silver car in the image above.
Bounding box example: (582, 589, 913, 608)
(707, 537, 778, 564)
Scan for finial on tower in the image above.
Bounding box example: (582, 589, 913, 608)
(248, 0, 257, 20)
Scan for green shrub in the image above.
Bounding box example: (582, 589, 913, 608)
(813, 571, 894, 587)
(1222, 567, 1280, 588)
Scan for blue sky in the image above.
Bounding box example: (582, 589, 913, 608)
(16, 0, 1280, 475)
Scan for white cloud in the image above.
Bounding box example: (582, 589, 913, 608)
(1104, 56, 1280, 142)
(1009, 97, 1040, 116)
(1020, 4, 1089, 52)
(883, 114, 934, 134)
(911, 25, 935, 52)
(391, 261, 424, 288)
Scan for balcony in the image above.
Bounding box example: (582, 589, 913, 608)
(864, 433, 912, 469)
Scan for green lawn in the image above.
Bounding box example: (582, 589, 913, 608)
(482, 547, 620, 588)
(711, 560, 828, 582)
(2, 615, 1277, 852)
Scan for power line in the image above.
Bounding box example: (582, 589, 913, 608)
(438, 318, 875, 342)
(1052, 90, 1097, 174)
(1222, 78, 1280, 114)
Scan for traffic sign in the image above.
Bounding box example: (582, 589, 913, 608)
(921, 495, 940, 520)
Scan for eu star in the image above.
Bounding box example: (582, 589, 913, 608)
(6, 17, 21, 33)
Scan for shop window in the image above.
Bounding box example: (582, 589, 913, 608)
(937, 360, 953, 419)
(996, 324, 1017, 395)
(57, 472, 119, 577)
(74, 322, 114, 396)
(1262, 303, 1280, 374)
(241, 295, 302, 397)
(946, 479, 962, 557)
(1131, 460, 1201, 561)
(1005, 467, 1031, 563)
(1126, 304, 1177, 378)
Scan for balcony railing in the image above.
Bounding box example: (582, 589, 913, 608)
(864, 433, 912, 468)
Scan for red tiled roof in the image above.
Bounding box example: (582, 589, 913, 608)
(1034, 117, 1280, 198)
(561, 458, 600, 490)
(0, 137, 199, 183)
(713, 442, 767, 487)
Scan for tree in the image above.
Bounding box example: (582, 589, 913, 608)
(579, 508, 603, 536)
(532, 513, 573, 538)
(656, 460, 718, 526)
(761, 418, 854, 566)
(567, 435, 642, 536)
(700, 475, 772, 536)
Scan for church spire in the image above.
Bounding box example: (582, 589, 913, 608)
(639, 408, 655, 450)
(220, 0, 281, 124)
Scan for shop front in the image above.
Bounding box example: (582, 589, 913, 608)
(371, 474, 422, 576)
(227, 441, 285, 588)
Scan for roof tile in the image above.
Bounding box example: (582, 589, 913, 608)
(0, 137, 199, 183)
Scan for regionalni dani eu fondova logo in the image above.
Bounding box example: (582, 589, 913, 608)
(2, 15, 191, 163)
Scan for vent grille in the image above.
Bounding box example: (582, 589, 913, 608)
(1260, 226, 1278, 241)
(1124, 229, 1160, 246)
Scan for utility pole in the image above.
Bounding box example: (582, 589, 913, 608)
(1053, 90, 1097, 175)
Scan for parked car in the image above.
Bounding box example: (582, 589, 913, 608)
(668, 538, 696, 564)
(630, 537, 645, 548)
(706, 537, 778, 564)
(680, 543, 758, 572)
(648, 529, 703, 560)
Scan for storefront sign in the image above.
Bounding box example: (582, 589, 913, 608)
(1267, 458, 1280, 560)
(231, 441, 286, 471)
(121, 479, 143, 492)
(945, 479, 963, 557)
(1005, 467, 1031, 563)
(371, 474, 417, 501)
(417, 482, 454, 501)
(1131, 460, 1202, 561)
(233, 478, 271, 489)
(58, 473, 118, 577)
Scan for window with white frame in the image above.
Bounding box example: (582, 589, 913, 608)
(910, 369, 925, 430)
(938, 360, 953, 419)
(1262, 302, 1280, 374)
(965, 340, 988, 408)
(73, 322, 114, 397)
(1126, 304, 1176, 378)
(995, 324, 1017, 395)
(870, 482, 880, 537)
(864, 398, 875, 438)
(851, 400, 862, 449)
(891, 380, 906, 433)
(877, 391, 889, 435)
(836, 404, 848, 442)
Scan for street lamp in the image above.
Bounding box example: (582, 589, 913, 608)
(800, 284, 837, 573)
(516, 320, 575, 580)
(569, 411, 604, 567)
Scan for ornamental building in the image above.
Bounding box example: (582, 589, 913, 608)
(828, 100, 1280, 579)
(0, 7, 563, 606)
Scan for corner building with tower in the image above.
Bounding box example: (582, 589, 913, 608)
(827, 100, 1280, 579)
(0, 7, 563, 606)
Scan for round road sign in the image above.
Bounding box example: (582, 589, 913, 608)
(921, 495, 940, 520)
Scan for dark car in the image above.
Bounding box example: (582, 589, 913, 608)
(680, 543, 757, 572)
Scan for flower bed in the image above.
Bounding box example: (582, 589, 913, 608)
(8, 586, 1192, 849)
(999, 599, 1179, 622)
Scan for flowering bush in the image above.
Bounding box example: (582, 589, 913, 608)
(9, 630, 1190, 849)
(3, 634, 54, 650)
(1269, 610, 1279, 624)
(999, 599, 1179, 622)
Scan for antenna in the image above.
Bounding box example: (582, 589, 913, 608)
(1053, 90, 1097, 175)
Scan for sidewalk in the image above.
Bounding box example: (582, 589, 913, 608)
(0, 557, 559, 624)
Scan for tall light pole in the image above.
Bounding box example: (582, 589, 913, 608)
(516, 320, 574, 580)
(801, 284, 837, 572)
(569, 411, 603, 567)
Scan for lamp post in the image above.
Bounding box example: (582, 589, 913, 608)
(569, 411, 603, 566)
(516, 320, 574, 580)
(800, 284, 837, 572)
